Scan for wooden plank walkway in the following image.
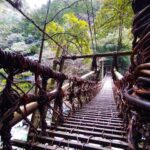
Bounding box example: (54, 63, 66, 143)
(12, 75, 128, 150)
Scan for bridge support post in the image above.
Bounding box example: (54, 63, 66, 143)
(100, 60, 104, 80)
(59, 56, 65, 73)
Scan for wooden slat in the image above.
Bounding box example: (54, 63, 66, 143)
(36, 131, 128, 149)
(68, 117, 124, 125)
(12, 139, 63, 150)
(48, 127, 126, 141)
(52, 124, 126, 135)
(71, 114, 123, 121)
(60, 121, 124, 130)
(38, 136, 111, 150)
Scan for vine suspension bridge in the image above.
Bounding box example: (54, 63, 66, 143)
(0, 0, 150, 150)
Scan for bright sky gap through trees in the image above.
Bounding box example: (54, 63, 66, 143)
(26, 0, 48, 9)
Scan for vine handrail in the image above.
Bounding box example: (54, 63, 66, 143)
(112, 1, 150, 149)
(0, 48, 99, 149)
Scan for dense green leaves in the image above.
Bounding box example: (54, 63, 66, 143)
(46, 13, 92, 56)
(95, 0, 133, 69)
(95, 0, 133, 36)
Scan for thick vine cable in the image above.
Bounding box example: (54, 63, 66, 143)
(85, 0, 95, 53)
(90, 0, 98, 51)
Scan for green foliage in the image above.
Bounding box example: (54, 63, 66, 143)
(0, 78, 6, 92)
(63, 13, 91, 54)
(0, 86, 3, 92)
(95, 0, 133, 50)
(46, 13, 92, 56)
(29, 45, 39, 54)
(45, 0, 101, 24)
(94, 0, 133, 70)
(46, 21, 64, 51)
(95, 0, 133, 37)
(0, 0, 132, 71)
(7, 33, 24, 46)
(15, 72, 33, 92)
(0, 69, 5, 75)
(96, 28, 133, 53)
(15, 82, 32, 93)
(1, 79, 6, 84)
(13, 18, 41, 41)
(0, 69, 6, 92)
(0, 3, 22, 49)
(0, 0, 101, 56)
(96, 29, 131, 69)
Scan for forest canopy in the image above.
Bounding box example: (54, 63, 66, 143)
(0, 0, 133, 72)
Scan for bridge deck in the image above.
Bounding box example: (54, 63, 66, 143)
(12, 76, 128, 150)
